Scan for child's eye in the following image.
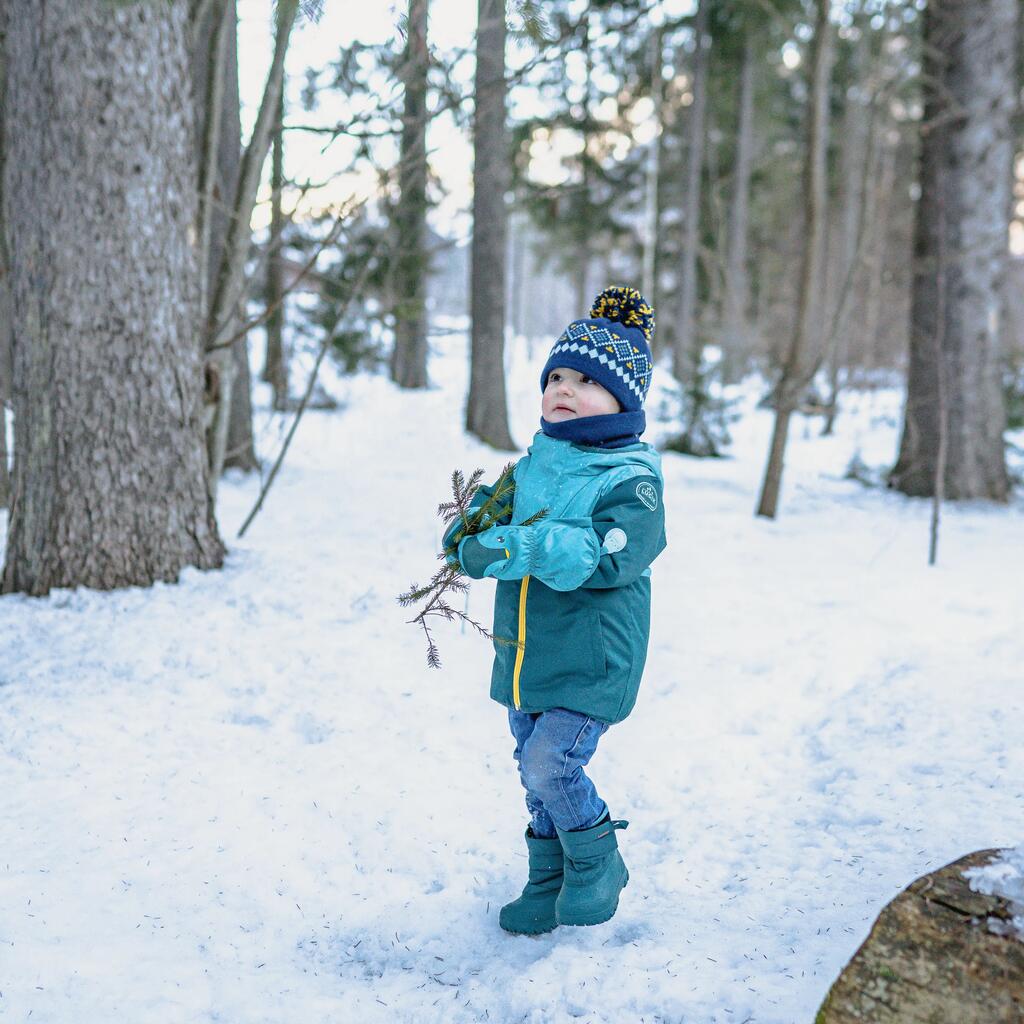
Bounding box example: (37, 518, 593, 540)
(580, 376, 593, 384)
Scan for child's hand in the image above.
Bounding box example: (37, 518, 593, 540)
(465, 519, 600, 592)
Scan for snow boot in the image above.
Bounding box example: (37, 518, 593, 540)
(499, 828, 564, 935)
(555, 816, 629, 927)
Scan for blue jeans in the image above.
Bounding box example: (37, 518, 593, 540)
(508, 708, 610, 839)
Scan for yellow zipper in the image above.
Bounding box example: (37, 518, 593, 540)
(512, 575, 530, 709)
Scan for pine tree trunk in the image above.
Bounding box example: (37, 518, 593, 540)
(508, 209, 525, 340)
(390, 0, 430, 390)
(0, 286, 9, 510)
(264, 87, 289, 410)
(721, 31, 755, 381)
(672, 0, 709, 384)
(820, 22, 872, 434)
(890, 0, 1013, 500)
(641, 29, 663, 307)
(1, 0, 224, 595)
(755, 0, 832, 519)
(864, 130, 896, 370)
(0, 18, 10, 511)
(217, 0, 257, 473)
(0, 283, 9, 507)
(205, 0, 296, 496)
(651, 39, 688, 359)
(466, 0, 515, 451)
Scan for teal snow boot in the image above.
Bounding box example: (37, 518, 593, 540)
(555, 816, 629, 927)
(499, 828, 564, 935)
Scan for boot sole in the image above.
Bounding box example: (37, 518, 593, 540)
(500, 921, 558, 936)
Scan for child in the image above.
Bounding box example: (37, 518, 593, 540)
(445, 286, 667, 934)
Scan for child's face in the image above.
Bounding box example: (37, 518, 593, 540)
(542, 367, 621, 421)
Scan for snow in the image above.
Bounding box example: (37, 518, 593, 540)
(1, 329, 1023, 1023)
(965, 845, 1024, 940)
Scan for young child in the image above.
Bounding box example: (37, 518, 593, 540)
(444, 286, 666, 935)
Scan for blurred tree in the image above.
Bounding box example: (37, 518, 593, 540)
(672, 0, 709, 389)
(756, 0, 833, 519)
(390, 0, 431, 389)
(203, 0, 299, 496)
(191, 0, 259, 472)
(0, 17, 10, 510)
(2, 0, 224, 594)
(467, 0, 516, 449)
(511, 2, 652, 316)
(263, 84, 290, 411)
(889, 0, 1015, 500)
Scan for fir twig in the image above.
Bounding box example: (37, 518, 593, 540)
(399, 464, 547, 668)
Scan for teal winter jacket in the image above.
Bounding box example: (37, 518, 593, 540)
(446, 431, 667, 724)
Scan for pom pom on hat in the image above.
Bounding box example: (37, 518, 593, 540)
(589, 286, 655, 343)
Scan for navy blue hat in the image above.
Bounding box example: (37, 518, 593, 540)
(540, 286, 655, 414)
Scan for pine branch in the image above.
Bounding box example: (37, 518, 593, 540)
(399, 464, 547, 669)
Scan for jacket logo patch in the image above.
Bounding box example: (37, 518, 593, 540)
(636, 481, 658, 511)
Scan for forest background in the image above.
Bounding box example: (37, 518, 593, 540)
(0, 1, 1023, 1021)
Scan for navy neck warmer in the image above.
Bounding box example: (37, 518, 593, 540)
(540, 409, 647, 449)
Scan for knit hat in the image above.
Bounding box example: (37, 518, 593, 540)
(540, 286, 655, 414)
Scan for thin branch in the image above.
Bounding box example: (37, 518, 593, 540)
(236, 232, 387, 539)
(206, 193, 365, 353)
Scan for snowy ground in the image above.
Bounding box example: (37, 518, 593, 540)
(2, 331, 1023, 1024)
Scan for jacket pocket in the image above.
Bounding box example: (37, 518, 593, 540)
(523, 586, 607, 693)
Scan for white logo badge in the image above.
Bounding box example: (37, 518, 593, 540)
(636, 481, 658, 511)
(602, 528, 627, 554)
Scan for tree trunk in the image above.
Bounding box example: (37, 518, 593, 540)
(575, 9, 593, 316)
(217, 0, 257, 473)
(641, 28, 663, 308)
(466, 0, 515, 451)
(205, 0, 297, 496)
(390, 0, 430, 390)
(864, 128, 896, 370)
(651, 39, 687, 359)
(720, 30, 755, 381)
(820, 21, 872, 434)
(672, 0, 710, 384)
(817, 849, 1024, 1023)
(755, 0, 832, 519)
(889, 0, 1013, 500)
(2, 0, 224, 595)
(0, 16, 11, 510)
(263, 86, 289, 410)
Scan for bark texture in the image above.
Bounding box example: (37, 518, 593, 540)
(817, 850, 1024, 1024)
(0, 15, 10, 509)
(2, 0, 224, 595)
(889, 0, 1014, 500)
(390, 0, 430, 390)
(466, 0, 515, 450)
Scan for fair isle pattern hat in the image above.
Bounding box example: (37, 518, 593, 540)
(540, 286, 655, 413)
